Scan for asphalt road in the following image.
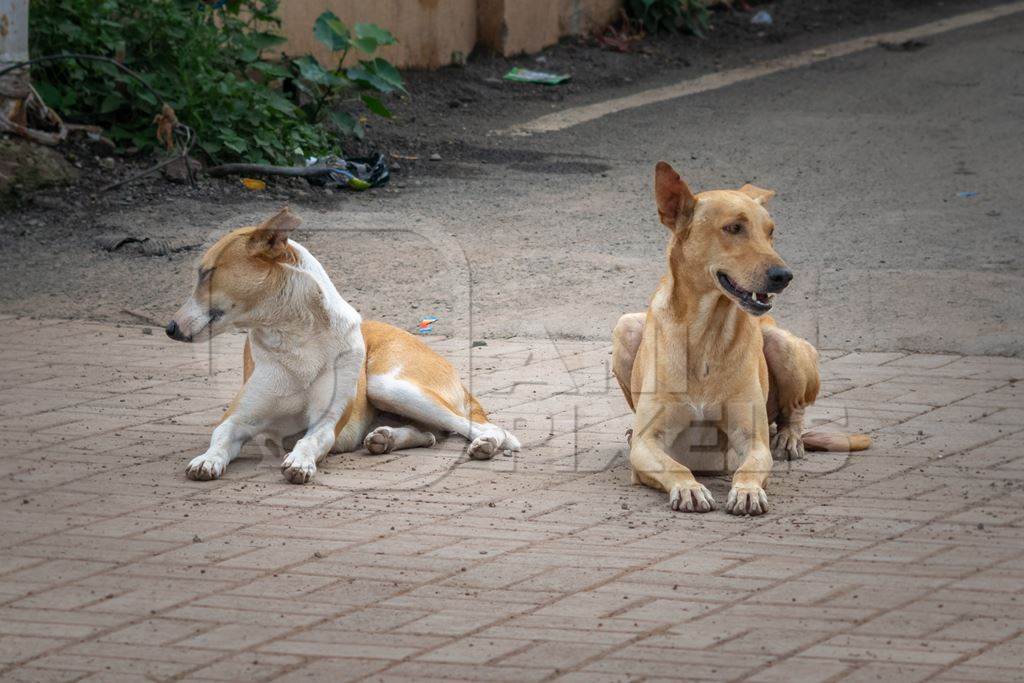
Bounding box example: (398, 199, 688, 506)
(336, 4, 1020, 355)
(3, 3, 1021, 356)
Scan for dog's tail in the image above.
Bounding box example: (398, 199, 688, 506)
(802, 430, 872, 452)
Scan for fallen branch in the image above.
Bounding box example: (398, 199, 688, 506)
(206, 163, 334, 178)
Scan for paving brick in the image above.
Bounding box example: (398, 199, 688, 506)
(1, 319, 1024, 681)
(747, 657, 850, 682)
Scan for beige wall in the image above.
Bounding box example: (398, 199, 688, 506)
(478, 0, 561, 57)
(279, 0, 623, 69)
(278, 0, 478, 70)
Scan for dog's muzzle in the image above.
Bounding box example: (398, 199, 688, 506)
(764, 265, 793, 293)
(165, 320, 192, 342)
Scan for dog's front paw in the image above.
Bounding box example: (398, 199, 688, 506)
(281, 453, 316, 484)
(726, 483, 768, 516)
(771, 426, 804, 461)
(186, 452, 227, 481)
(669, 483, 715, 513)
(468, 434, 500, 460)
(364, 426, 396, 455)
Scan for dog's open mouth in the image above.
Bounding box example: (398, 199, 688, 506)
(716, 271, 775, 315)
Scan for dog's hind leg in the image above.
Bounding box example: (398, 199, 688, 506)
(364, 424, 436, 454)
(366, 370, 518, 460)
(612, 312, 646, 412)
(761, 321, 820, 460)
(362, 321, 519, 461)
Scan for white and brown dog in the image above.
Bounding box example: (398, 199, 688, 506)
(166, 208, 519, 484)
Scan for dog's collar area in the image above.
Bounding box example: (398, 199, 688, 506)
(716, 271, 774, 315)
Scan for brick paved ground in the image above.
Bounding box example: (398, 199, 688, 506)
(1, 316, 1023, 682)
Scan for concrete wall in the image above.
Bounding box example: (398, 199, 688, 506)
(279, 0, 623, 69)
(0, 0, 30, 99)
(278, 0, 478, 70)
(0, 0, 29, 62)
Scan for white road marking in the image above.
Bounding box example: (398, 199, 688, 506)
(501, 2, 1024, 135)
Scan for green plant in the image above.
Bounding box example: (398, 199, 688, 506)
(291, 11, 406, 140)
(28, 0, 403, 164)
(625, 0, 710, 36)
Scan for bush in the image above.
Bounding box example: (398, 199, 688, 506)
(625, 0, 710, 36)
(28, 0, 404, 164)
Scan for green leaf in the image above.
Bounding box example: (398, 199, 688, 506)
(367, 58, 405, 93)
(348, 59, 405, 94)
(354, 23, 396, 47)
(251, 61, 290, 79)
(249, 31, 287, 50)
(33, 81, 63, 109)
(238, 46, 260, 63)
(328, 110, 364, 139)
(295, 55, 344, 86)
(219, 128, 249, 155)
(313, 11, 350, 52)
(267, 93, 298, 116)
(351, 36, 378, 54)
(137, 89, 158, 106)
(360, 93, 391, 118)
(199, 139, 222, 156)
(346, 66, 390, 93)
(222, 134, 248, 154)
(99, 93, 123, 114)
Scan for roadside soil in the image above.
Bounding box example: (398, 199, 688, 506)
(0, 0, 1007, 337)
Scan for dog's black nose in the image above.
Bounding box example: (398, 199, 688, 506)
(766, 266, 793, 291)
(166, 320, 180, 339)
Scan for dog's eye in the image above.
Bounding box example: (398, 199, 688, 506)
(723, 223, 744, 235)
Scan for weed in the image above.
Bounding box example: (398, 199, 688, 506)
(625, 0, 710, 36)
(29, 0, 403, 164)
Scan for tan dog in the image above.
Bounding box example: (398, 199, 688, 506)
(167, 208, 519, 484)
(612, 163, 869, 515)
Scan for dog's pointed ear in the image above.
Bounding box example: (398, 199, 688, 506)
(655, 162, 697, 231)
(738, 183, 775, 205)
(249, 207, 301, 260)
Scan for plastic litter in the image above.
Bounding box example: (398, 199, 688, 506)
(751, 10, 773, 26)
(504, 67, 570, 85)
(304, 153, 389, 190)
(417, 316, 439, 335)
(957, 191, 978, 198)
(242, 178, 266, 191)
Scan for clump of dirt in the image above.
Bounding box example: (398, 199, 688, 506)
(0, 137, 78, 206)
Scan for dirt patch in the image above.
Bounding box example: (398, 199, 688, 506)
(0, 0, 1004, 328)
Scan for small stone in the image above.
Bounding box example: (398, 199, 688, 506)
(99, 157, 116, 170)
(192, 534, 202, 543)
(162, 156, 202, 184)
(429, 153, 442, 161)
